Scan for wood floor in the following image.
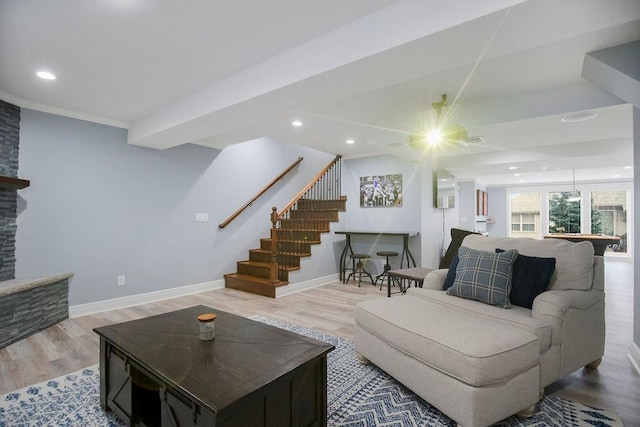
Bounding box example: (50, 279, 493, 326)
(1, 261, 638, 425)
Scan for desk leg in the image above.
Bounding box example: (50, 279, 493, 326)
(339, 234, 354, 282)
(400, 235, 417, 268)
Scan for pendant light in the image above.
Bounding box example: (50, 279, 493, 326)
(568, 169, 581, 202)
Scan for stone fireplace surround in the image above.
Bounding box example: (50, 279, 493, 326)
(0, 99, 73, 349)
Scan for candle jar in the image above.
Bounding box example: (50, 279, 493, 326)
(197, 313, 216, 341)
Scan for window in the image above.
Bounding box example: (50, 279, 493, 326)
(511, 213, 536, 232)
(509, 192, 541, 238)
(508, 186, 630, 257)
(548, 191, 581, 234)
(591, 190, 627, 254)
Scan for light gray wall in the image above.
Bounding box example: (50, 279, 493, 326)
(487, 187, 507, 237)
(423, 157, 451, 268)
(341, 155, 422, 275)
(16, 110, 337, 305)
(457, 180, 476, 231)
(634, 106, 640, 348)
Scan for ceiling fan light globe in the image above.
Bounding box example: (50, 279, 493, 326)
(426, 129, 443, 146)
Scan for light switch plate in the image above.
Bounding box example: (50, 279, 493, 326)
(195, 213, 209, 222)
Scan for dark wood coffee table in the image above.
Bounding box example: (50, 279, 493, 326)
(94, 305, 334, 426)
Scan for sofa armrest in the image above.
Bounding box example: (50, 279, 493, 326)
(423, 269, 448, 290)
(533, 289, 604, 316)
(531, 289, 605, 346)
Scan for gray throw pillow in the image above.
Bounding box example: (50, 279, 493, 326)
(447, 246, 518, 308)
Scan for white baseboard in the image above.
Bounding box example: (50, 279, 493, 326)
(629, 342, 640, 376)
(69, 280, 225, 318)
(276, 274, 338, 298)
(69, 274, 338, 317)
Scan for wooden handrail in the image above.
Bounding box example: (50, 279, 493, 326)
(276, 155, 341, 219)
(269, 154, 342, 283)
(218, 156, 303, 229)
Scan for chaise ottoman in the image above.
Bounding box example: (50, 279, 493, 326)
(354, 295, 540, 427)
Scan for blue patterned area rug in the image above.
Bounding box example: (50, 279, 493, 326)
(0, 317, 623, 427)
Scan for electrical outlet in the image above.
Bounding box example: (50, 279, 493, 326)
(195, 213, 209, 222)
(117, 275, 125, 286)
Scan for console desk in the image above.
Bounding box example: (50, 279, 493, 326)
(335, 231, 419, 282)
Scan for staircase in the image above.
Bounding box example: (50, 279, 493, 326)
(224, 156, 344, 297)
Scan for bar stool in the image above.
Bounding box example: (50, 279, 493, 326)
(374, 251, 399, 290)
(346, 254, 374, 286)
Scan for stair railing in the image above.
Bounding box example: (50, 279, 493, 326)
(269, 155, 342, 283)
(218, 157, 303, 229)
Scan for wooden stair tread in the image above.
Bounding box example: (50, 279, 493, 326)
(237, 260, 301, 271)
(224, 273, 288, 287)
(224, 273, 288, 298)
(262, 238, 321, 244)
(237, 260, 269, 267)
(250, 249, 312, 257)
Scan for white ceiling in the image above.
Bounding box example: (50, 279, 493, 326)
(1, 0, 638, 187)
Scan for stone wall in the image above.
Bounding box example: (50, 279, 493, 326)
(0, 100, 21, 281)
(0, 274, 72, 349)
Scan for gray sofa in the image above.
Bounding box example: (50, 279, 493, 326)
(354, 235, 605, 427)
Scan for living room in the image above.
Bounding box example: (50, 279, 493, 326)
(1, 1, 639, 425)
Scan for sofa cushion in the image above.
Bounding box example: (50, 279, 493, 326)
(355, 295, 539, 387)
(497, 249, 556, 309)
(447, 246, 518, 308)
(408, 288, 553, 353)
(462, 235, 594, 291)
(443, 250, 459, 291)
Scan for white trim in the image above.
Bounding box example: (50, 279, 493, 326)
(69, 280, 224, 318)
(0, 91, 129, 129)
(276, 274, 338, 298)
(629, 342, 640, 376)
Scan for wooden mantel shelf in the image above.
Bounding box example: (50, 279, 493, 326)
(0, 175, 30, 189)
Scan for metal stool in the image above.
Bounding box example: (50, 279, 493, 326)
(374, 251, 399, 290)
(346, 254, 374, 286)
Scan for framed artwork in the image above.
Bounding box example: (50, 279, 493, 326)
(483, 191, 488, 216)
(360, 174, 402, 207)
(476, 190, 488, 215)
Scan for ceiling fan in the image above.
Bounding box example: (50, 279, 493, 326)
(408, 94, 479, 150)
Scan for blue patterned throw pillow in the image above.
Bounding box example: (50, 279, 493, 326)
(442, 250, 459, 291)
(447, 246, 518, 308)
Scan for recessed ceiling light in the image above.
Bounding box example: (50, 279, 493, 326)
(36, 70, 56, 80)
(291, 120, 303, 127)
(518, 180, 525, 183)
(624, 166, 632, 170)
(613, 174, 621, 178)
(514, 173, 521, 176)
(508, 166, 518, 170)
(561, 112, 597, 123)
(346, 139, 355, 144)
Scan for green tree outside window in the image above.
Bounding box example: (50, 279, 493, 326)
(548, 191, 603, 234)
